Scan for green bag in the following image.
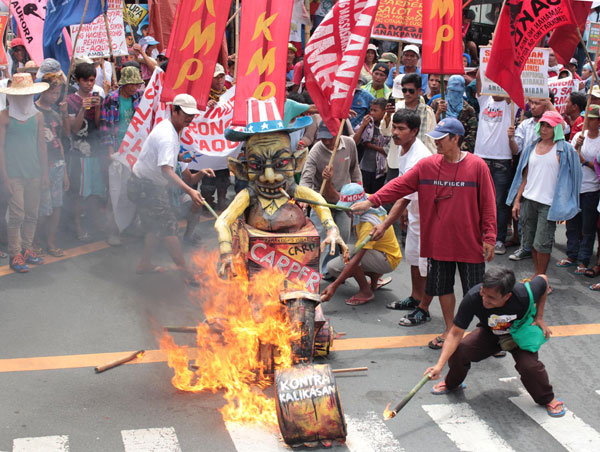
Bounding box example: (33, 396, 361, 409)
(509, 282, 548, 353)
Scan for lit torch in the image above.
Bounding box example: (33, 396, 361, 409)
(383, 373, 431, 420)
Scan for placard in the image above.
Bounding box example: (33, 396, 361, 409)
(371, 0, 422, 43)
(71, 0, 127, 58)
(548, 76, 579, 114)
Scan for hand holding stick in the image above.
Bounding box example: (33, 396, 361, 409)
(201, 199, 219, 219)
(383, 373, 431, 419)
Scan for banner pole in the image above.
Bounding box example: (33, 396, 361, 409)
(234, 0, 240, 82)
(510, 100, 515, 127)
(576, 29, 598, 150)
(225, 7, 240, 28)
(100, 0, 117, 89)
(66, 0, 91, 83)
(319, 120, 346, 195)
(124, 5, 137, 45)
(440, 74, 445, 119)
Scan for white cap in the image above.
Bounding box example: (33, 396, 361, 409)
(403, 44, 420, 57)
(367, 43, 379, 57)
(170, 94, 201, 115)
(213, 63, 225, 77)
(592, 85, 600, 99)
(569, 58, 578, 66)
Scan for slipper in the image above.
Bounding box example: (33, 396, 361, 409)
(345, 294, 374, 306)
(584, 265, 600, 278)
(376, 276, 392, 290)
(546, 398, 566, 417)
(431, 381, 466, 395)
(136, 266, 168, 275)
(574, 265, 587, 275)
(555, 258, 576, 267)
(589, 283, 600, 291)
(46, 247, 65, 257)
(428, 336, 445, 350)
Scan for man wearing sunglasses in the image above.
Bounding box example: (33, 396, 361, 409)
(351, 118, 497, 349)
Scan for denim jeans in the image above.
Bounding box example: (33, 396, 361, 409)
(565, 190, 600, 266)
(309, 208, 351, 274)
(484, 159, 512, 243)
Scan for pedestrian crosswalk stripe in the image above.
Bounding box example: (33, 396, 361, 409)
(224, 421, 286, 451)
(596, 390, 600, 396)
(121, 427, 181, 452)
(345, 411, 405, 452)
(422, 403, 516, 452)
(509, 392, 600, 452)
(13, 436, 69, 452)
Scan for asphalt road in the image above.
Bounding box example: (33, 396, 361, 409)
(1, 219, 599, 452)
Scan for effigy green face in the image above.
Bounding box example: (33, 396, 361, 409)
(245, 132, 296, 199)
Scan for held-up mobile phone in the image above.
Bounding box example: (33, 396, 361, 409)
(387, 96, 395, 106)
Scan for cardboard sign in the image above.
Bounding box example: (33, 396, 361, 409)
(481, 47, 549, 99)
(548, 76, 579, 114)
(123, 3, 148, 27)
(587, 21, 600, 57)
(371, 0, 422, 44)
(71, 0, 128, 58)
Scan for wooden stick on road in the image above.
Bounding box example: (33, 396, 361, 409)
(332, 367, 368, 374)
(95, 350, 145, 373)
(319, 120, 346, 195)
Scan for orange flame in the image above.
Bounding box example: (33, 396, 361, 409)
(160, 251, 303, 425)
(136, 351, 145, 360)
(383, 403, 395, 420)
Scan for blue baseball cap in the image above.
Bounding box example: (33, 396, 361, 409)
(426, 117, 465, 139)
(337, 183, 368, 208)
(140, 36, 159, 47)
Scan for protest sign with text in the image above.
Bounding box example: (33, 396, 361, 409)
(480, 47, 549, 99)
(371, 0, 422, 43)
(421, 0, 463, 74)
(71, 0, 128, 58)
(548, 76, 579, 114)
(305, 0, 381, 134)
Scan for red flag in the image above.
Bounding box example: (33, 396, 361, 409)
(304, 0, 381, 135)
(548, 0, 592, 66)
(161, 0, 232, 109)
(487, 0, 577, 109)
(232, 0, 294, 127)
(421, 0, 463, 75)
(149, 0, 178, 53)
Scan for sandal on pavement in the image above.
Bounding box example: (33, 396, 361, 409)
(345, 294, 374, 306)
(431, 381, 466, 395)
(584, 265, 600, 278)
(399, 307, 431, 326)
(555, 258, 576, 267)
(376, 276, 392, 290)
(589, 283, 600, 291)
(0, 250, 7, 259)
(574, 265, 587, 275)
(46, 247, 65, 257)
(386, 296, 419, 310)
(428, 336, 445, 350)
(546, 398, 566, 417)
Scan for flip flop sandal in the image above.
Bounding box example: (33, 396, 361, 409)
(589, 283, 600, 291)
(376, 276, 392, 290)
(574, 265, 587, 275)
(46, 247, 65, 257)
(431, 381, 466, 395)
(555, 258, 576, 267)
(584, 265, 600, 278)
(546, 398, 566, 417)
(345, 294, 374, 306)
(428, 336, 445, 350)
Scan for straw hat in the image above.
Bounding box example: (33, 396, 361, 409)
(0, 73, 49, 95)
(17, 60, 39, 75)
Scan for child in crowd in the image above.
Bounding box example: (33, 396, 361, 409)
(353, 97, 391, 194)
(0, 73, 49, 272)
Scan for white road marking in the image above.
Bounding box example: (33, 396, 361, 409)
(345, 411, 404, 452)
(13, 436, 69, 452)
(121, 427, 181, 452)
(510, 392, 600, 452)
(422, 403, 516, 452)
(596, 390, 600, 396)
(498, 377, 518, 383)
(224, 421, 288, 451)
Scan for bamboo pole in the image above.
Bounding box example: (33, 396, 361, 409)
(225, 7, 240, 28)
(293, 197, 352, 212)
(95, 350, 145, 373)
(384, 373, 431, 419)
(100, 0, 118, 89)
(234, 0, 240, 83)
(510, 101, 515, 127)
(319, 120, 346, 194)
(440, 74, 446, 119)
(66, 0, 91, 83)
(576, 29, 600, 151)
(332, 367, 368, 374)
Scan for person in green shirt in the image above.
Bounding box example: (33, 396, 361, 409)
(362, 63, 392, 99)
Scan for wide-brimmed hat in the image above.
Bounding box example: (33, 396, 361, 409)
(119, 66, 143, 85)
(0, 73, 48, 95)
(225, 97, 312, 142)
(17, 61, 39, 75)
(168, 93, 201, 115)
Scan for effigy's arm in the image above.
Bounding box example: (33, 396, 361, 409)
(295, 185, 349, 258)
(215, 189, 250, 275)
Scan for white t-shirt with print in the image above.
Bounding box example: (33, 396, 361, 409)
(133, 119, 180, 186)
(572, 130, 600, 193)
(474, 96, 514, 160)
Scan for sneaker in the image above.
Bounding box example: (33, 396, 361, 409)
(22, 249, 43, 265)
(494, 241, 506, 255)
(399, 307, 431, 326)
(509, 247, 532, 261)
(9, 254, 29, 273)
(386, 296, 420, 310)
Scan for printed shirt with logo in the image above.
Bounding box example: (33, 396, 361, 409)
(474, 95, 515, 160)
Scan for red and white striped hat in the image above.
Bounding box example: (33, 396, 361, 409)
(225, 97, 312, 142)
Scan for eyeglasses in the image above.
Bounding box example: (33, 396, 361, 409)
(401, 88, 416, 94)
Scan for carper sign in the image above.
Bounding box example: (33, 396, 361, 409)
(277, 370, 336, 402)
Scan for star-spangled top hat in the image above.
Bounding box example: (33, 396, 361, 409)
(225, 97, 312, 142)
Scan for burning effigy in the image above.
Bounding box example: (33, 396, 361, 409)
(161, 98, 351, 447)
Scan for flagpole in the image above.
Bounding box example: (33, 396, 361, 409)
(234, 0, 240, 83)
(124, 5, 137, 45)
(66, 0, 91, 83)
(319, 120, 346, 195)
(575, 28, 600, 150)
(100, 0, 117, 90)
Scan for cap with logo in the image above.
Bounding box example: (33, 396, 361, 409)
(587, 104, 600, 119)
(426, 118, 465, 139)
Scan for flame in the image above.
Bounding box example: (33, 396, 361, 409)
(383, 403, 395, 420)
(160, 250, 303, 425)
(136, 351, 145, 360)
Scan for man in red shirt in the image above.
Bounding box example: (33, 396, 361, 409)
(352, 118, 497, 349)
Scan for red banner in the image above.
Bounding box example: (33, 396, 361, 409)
(421, 0, 463, 75)
(232, 0, 294, 126)
(487, 0, 576, 109)
(161, 0, 232, 109)
(548, 0, 591, 66)
(0, 14, 8, 66)
(305, 0, 381, 135)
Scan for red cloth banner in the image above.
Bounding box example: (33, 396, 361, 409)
(421, 0, 463, 75)
(304, 0, 381, 135)
(232, 0, 294, 127)
(161, 0, 232, 109)
(0, 14, 8, 66)
(548, 0, 591, 66)
(487, 0, 576, 109)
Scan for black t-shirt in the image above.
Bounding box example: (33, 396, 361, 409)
(453, 276, 548, 336)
